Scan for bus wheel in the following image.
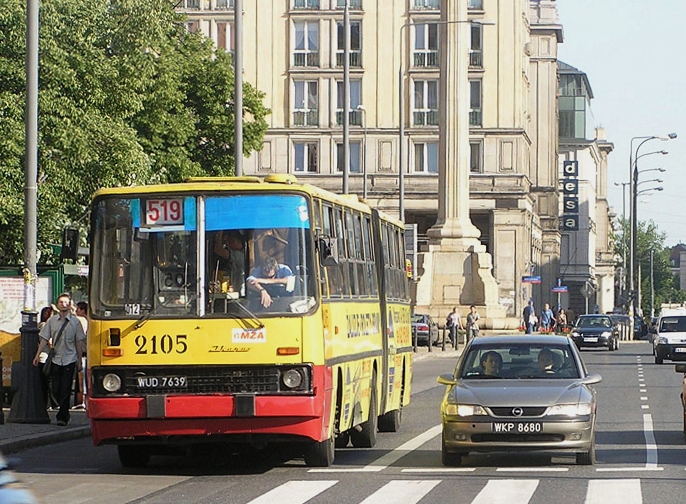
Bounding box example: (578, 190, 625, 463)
(378, 408, 401, 433)
(350, 382, 378, 448)
(118, 445, 151, 468)
(304, 435, 335, 467)
(335, 431, 350, 448)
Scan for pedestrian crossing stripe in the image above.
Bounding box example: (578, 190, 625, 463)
(245, 478, 645, 504)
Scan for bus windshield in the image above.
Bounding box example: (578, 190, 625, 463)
(90, 194, 317, 318)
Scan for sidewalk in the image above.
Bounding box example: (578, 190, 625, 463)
(0, 408, 91, 455)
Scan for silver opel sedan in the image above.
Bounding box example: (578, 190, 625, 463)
(438, 334, 601, 466)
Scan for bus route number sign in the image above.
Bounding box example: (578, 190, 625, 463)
(146, 198, 184, 226)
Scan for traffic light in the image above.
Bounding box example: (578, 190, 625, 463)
(60, 228, 79, 262)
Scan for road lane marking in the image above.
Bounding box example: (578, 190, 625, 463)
(641, 405, 649, 409)
(640, 396, 648, 400)
(596, 466, 663, 472)
(358, 480, 440, 504)
(643, 413, 658, 468)
(471, 479, 539, 504)
(309, 424, 442, 473)
(585, 479, 641, 504)
(496, 467, 568, 472)
(401, 468, 475, 473)
(246, 480, 337, 504)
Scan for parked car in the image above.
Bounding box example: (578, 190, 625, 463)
(570, 314, 619, 351)
(675, 364, 686, 441)
(437, 334, 601, 466)
(652, 308, 686, 364)
(411, 313, 439, 346)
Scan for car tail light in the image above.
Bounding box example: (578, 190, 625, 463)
(418, 324, 429, 331)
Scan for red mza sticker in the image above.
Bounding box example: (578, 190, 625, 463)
(232, 328, 267, 343)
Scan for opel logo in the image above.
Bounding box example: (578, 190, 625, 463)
(512, 407, 524, 417)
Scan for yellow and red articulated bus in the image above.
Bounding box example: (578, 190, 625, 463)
(87, 174, 412, 467)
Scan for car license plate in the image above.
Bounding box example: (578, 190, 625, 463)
(674, 347, 686, 353)
(492, 422, 542, 433)
(584, 337, 598, 343)
(136, 376, 187, 388)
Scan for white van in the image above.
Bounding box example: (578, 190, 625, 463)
(653, 307, 686, 364)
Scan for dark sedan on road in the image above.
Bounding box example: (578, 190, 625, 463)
(570, 314, 619, 351)
(411, 313, 439, 346)
(437, 334, 601, 466)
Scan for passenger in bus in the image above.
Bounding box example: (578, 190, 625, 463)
(247, 256, 294, 308)
(213, 230, 245, 294)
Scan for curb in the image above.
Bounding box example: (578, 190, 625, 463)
(0, 425, 91, 455)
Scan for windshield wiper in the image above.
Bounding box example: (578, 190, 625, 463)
(227, 299, 264, 329)
(134, 307, 157, 329)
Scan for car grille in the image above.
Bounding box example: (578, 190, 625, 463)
(488, 407, 547, 417)
(472, 433, 564, 443)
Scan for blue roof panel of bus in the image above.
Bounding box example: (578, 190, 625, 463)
(205, 195, 310, 231)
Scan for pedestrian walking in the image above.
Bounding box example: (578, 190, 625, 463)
(32, 293, 86, 426)
(446, 307, 462, 345)
(465, 305, 480, 341)
(540, 303, 555, 333)
(523, 299, 535, 334)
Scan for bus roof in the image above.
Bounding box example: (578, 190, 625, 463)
(91, 175, 404, 228)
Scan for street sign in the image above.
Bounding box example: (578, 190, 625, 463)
(561, 215, 579, 231)
(552, 286, 568, 293)
(563, 160, 579, 177)
(522, 276, 542, 284)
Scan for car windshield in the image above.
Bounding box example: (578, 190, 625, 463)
(458, 344, 581, 379)
(576, 316, 612, 328)
(412, 314, 427, 324)
(659, 316, 686, 332)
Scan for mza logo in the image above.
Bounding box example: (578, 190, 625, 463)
(232, 328, 267, 343)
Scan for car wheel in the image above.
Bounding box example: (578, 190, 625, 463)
(576, 441, 596, 465)
(350, 376, 378, 448)
(441, 437, 462, 467)
(378, 408, 402, 433)
(304, 435, 335, 467)
(335, 430, 350, 448)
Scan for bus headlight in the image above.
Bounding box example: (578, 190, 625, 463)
(281, 369, 303, 389)
(102, 373, 122, 392)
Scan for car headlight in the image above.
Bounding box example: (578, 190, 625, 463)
(546, 403, 592, 417)
(281, 369, 303, 389)
(571, 331, 580, 337)
(601, 331, 612, 337)
(658, 336, 668, 344)
(102, 373, 122, 392)
(444, 404, 488, 416)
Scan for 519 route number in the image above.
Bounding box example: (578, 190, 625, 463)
(135, 334, 188, 355)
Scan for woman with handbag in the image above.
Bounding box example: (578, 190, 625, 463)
(37, 306, 59, 410)
(32, 293, 86, 426)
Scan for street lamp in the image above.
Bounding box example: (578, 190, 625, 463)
(398, 17, 494, 221)
(629, 133, 677, 318)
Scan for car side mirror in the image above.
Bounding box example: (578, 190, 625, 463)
(317, 236, 339, 267)
(675, 364, 686, 373)
(581, 372, 602, 385)
(437, 373, 457, 385)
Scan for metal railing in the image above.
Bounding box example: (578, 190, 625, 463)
(292, 110, 319, 126)
(336, 109, 362, 126)
(336, 51, 362, 68)
(413, 110, 439, 126)
(413, 51, 439, 67)
(293, 52, 320, 67)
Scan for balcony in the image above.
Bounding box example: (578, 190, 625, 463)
(413, 110, 439, 126)
(469, 50, 483, 68)
(336, 51, 362, 68)
(293, 0, 320, 9)
(413, 51, 439, 68)
(469, 109, 482, 127)
(293, 110, 319, 126)
(293, 52, 320, 67)
(335, 109, 363, 126)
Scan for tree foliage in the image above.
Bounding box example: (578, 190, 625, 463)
(0, 0, 269, 265)
(613, 217, 685, 316)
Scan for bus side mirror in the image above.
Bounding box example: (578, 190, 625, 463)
(318, 237, 339, 267)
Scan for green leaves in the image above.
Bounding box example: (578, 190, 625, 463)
(0, 0, 269, 264)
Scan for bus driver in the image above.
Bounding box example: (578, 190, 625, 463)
(247, 257, 294, 308)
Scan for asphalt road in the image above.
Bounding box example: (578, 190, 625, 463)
(10, 341, 686, 504)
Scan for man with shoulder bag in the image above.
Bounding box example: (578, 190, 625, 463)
(32, 293, 86, 426)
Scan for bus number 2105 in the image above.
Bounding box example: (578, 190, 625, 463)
(135, 334, 188, 355)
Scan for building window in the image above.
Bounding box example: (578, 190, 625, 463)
(336, 142, 362, 173)
(470, 141, 483, 173)
(293, 81, 319, 126)
(469, 23, 483, 67)
(216, 22, 234, 52)
(336, 80, 362, 126)
(413, 80, 439, 126)
(412, 0, 439, 9)
(294, 142, 319, 173)
(183, 0, 200, 9)
(336, 0, 362, 8)
(186, 21, 200, 33)
(414, 23, 439, 67)
(414, 142, 438, 173)
(336, 21, 361, 67)
(215, 0, 234, 9)
(469, 80, 482, 127)
(294, 0, 320, 8)
(468, 0, 483, 9)
(294, 21, 319, 67)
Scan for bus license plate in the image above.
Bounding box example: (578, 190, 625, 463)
(136, 376, 187, 388)
(492, 422, 542, 433)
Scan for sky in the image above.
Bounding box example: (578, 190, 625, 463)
(556, 0, 686, 246)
